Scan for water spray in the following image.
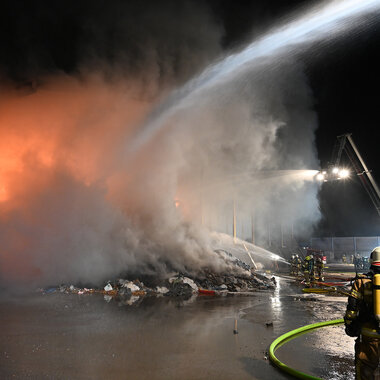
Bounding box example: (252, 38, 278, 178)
(211, 232, 289, 266)
(131, 0, 380, 152)
(201, 170, 320, 191)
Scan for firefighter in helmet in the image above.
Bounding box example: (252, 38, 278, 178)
(290, 254, 296, 276)
(303, 254, 314, 287)
(315, 254, 325, 282)
(296, 254, 302, 277)
(344, 246, 380, 379)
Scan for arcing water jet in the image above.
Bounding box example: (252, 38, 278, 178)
(201, 170, 320, 191)
(131, 0, 380, 151)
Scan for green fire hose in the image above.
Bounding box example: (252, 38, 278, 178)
(269, 318, 344, 379)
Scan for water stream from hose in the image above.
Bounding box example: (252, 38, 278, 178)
(131, 0, 380, 151)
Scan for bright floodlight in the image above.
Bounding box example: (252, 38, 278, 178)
(332, 167, 339, 174)
(339, 169, 350, 178)
(316, 173, 324, 181)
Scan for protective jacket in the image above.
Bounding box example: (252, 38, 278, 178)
(296, 257, 302, 274)
(302, 255, 314, 287)
(346, 248, 380, 379)
(345, 272, 380, 379)
(303, 255, 314, 273)
(315, 256, 324, 281)
(290, 256, 296, 275)
(344, 273, 379, 338)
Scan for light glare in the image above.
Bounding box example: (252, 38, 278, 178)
(339, 169, 350, 178)
(316, 173, 324, 181)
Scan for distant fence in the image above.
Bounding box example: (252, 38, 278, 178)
(310, 236, 380, 259)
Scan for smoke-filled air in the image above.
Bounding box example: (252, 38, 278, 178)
(0, 0, 378, 289)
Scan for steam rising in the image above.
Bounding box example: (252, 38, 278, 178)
(0, 0, 376, 288)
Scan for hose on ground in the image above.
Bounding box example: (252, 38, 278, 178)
(302, 288, 335, 294)
(269, 318, 344, 380)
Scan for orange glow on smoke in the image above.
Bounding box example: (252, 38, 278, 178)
(0, 185, 7, 202)
(0, 77, 149, 203)
(0, 75, 152, 282)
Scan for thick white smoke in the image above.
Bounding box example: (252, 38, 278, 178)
(0, 2, 325, 289)
(144, 58, 321, 244)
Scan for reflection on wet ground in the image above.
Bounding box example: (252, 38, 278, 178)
(0, 276, 354, 379)
(242, 276, 354, 379)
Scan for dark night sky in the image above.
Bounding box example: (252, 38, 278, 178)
(1, 0, 379, 237)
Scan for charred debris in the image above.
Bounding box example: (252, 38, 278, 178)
(41, 251, 276, 303)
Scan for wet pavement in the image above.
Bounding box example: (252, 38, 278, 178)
(0, 276, 355, 380)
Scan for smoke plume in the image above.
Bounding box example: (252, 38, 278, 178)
(0, 1, 321, 289)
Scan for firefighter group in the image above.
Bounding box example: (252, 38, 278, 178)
(289, 252, 325, 286)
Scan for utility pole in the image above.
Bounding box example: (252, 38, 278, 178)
(281, 224, 284, 248)
(233, 200, 236, 242)
(199, 166, 204, 226)
(251, 212, 255, 245)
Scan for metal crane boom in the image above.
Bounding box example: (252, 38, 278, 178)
(334, 133, 380, 217)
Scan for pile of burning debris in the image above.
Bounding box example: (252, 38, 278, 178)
(41, 251, 276, 303)
(42, 270, 275, 303)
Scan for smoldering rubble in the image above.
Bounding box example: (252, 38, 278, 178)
(40, 252, 276, 305)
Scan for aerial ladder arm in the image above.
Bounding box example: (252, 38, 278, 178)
(333, 133, 380, 217)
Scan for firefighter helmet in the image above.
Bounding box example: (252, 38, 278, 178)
(369, 247, 380, 268)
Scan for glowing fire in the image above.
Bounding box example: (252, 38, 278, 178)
(0, 76, 151, 283)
